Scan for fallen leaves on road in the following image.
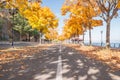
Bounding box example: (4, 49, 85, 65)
(0, 65, 2, 70)
(0, 74, 4, 77)
(65, 44, 120, 71)
(0, 44, 53, 64)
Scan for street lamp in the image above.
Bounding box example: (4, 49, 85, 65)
(9, 8, 15, 47)
(101, 31, 103, 46)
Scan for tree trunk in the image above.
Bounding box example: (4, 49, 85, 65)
(20, 33, 22, 41)
(83, 31, 85, 44)
(39, 32, 42, 44)
(89, 28, 92, 46)
(28, 32, 30, 42)
(106, 20, 111, 48)
(26, 35, 27, 41)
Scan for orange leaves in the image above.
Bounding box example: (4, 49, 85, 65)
(61, 5, 70, 15)
(71, 45, 120, 70)
(3, 0, 58, 34)
(91, 20, 103, 27)
(0, 65, 2, 70)
(52, 19, 59, 27)
(59, 15, 83, 40)
(30, 2, 41, 11)
(117, 1, 120, 8)
(22, 5, 58, 33)
(45, 28, 58, 40)
(61, 0, 103, 41)
(0, 45, 52, 64)
(5, 0, 28, 9)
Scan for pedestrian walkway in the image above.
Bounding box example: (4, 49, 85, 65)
(0, 44, 120, 80)
(0, 42, 40, 49)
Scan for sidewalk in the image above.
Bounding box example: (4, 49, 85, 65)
(0, 42, 41, 50)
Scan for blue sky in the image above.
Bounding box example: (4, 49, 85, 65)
(42, 0, 120, 43)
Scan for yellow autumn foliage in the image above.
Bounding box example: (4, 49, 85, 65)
(60, 0, 103, 40)
(3, 0, 58, 34)
(45, 28, 58, 40)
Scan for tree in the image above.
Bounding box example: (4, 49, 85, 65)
(13, 12, 40, 41)
(61, 0, 102, 45)
(3, 0, 58, 42)
(0, 4, 13, 41)
(92, 0, 120, 48)
(24, 27, 40, 42)
(13, 13, 27, 41)
(45, 28, 58, 41)
(22, 4, 58, 34)
(0, 17, 3, 39)
(62, 15, 83, 40)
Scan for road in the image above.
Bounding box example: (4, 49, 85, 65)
(0, 44, 120, 80)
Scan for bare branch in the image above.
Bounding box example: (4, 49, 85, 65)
(100, 13, 107, 22)
(110, 8, 118, 19)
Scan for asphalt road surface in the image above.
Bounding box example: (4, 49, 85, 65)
(0, 44, 120, 80)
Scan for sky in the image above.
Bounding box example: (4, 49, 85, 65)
(41, 0, 120, 43)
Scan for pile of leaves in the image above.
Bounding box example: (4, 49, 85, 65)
(0, 44, 53, 64)
(65, 44, 120, 71)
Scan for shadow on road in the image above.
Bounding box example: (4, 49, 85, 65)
(0, 45, 120, 80)
(61, 46, 120, 80)
(0, 46, 59, 80)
